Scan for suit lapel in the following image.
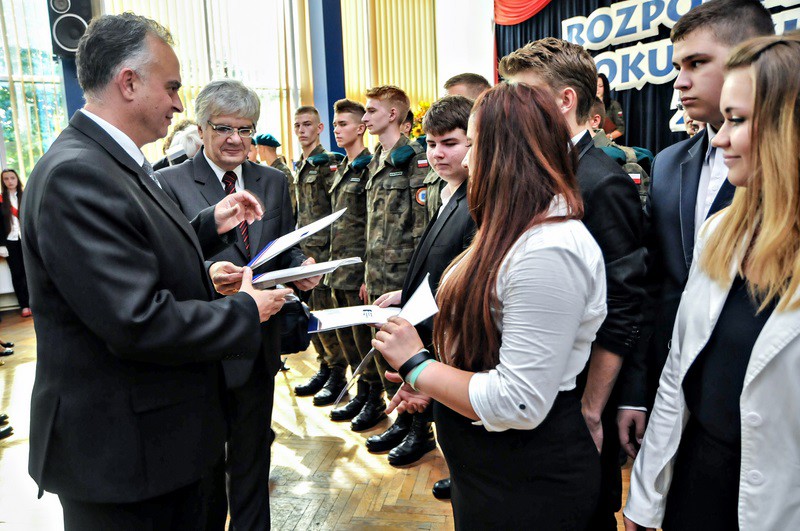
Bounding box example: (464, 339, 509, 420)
(678, 130, 707, 270)
(193, 151, 249, 260)
(407, 183, 464, 288)
(70, 112, 205, 260)
(242, 162, 263, 252)
(745, 297, 800, 389)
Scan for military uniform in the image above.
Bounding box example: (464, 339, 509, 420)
(326, 148, 381, 385)
(270, 156, 296, 220)
(295, 144, 347, 375)
(364, 135, 430, 394)
(423, 167, 444, 219)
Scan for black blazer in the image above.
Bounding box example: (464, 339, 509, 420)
(618, 129, 735, 407)
(22, 111, 262, 503)
(401, 180, 476, 348)
(158, 150, 305, 384)
(575, 132, 647, 359)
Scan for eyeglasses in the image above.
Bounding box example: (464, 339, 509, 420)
(207, 121, 255, 139)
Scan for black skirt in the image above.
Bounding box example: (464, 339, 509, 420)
(433, 389, 600, 530)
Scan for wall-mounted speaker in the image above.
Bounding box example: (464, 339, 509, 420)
(47, 0, 93, 58)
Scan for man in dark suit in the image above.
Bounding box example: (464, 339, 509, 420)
(22, 14, 291, 529)
(615, 0, 775, 459)
(158, 79, 319, 530)
(500, 38, 647, 530)
(373, 95, 476, 478)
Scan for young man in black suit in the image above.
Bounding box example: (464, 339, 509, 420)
(372, 95, 476, 476)
(158, 79, 320, 530)
(500, 38, 647, 530)
(22, 14, 291, 529)
(616, 0, 775, 458)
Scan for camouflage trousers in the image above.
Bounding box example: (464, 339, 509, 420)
(331, 289, 382, 386)
(310, 287, 347, 370)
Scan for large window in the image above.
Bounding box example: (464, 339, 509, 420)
(101, 0, 307, 163)
(0, 0, 69, 180)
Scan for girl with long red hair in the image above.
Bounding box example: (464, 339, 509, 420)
(373, 82, 606, 529)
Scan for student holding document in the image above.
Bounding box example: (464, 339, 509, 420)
(158, 79, 319, 530)
(373, 83, 604, 529)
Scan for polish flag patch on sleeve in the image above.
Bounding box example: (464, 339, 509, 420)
(330, 164, 339, 172)
(417, 159, 429, 168)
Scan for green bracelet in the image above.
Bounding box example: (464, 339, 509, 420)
(407, 359, 436, 391)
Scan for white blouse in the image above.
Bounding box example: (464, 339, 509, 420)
(458, 199, 607, 432)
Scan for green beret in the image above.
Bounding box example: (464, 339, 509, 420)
(253, 133, 281, 147)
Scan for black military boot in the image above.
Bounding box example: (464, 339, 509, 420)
(350, 383, 388, 432)
(330, 379, 368, 421)
(313, 366, 347, 406)
(387, 415, 436, 466)
(294, 363, 330, 396)
(365, 411, 412, 453)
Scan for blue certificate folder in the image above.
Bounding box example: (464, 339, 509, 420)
(246, 208, 346, 270)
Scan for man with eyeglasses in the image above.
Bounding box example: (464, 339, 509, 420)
(158, 79, 320, 530)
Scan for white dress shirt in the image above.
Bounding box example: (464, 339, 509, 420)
(450, 197, 608, 432)
(80, 109, 145, 167)
(203, 150, 244, 193)
(694, 126, 728, 239)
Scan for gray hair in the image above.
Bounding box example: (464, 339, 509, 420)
(195, 80, 261, 127)
(76, 13, 173, 100)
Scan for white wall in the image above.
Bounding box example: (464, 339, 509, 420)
(435, 0, 496, 95)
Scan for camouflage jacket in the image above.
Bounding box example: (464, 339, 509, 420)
(423, 167, 444, 219)
(295, 144, 342, 269)
(326, 148, 372, 290)
(270, 156, 296, 220)
(364, 135, 430, 295)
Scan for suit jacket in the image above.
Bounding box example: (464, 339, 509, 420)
(401, 180, 476, 348)
(619, 129, 735, 407)
(158, 150, 305, 385)
(22, 111, 262, 503)
(625, 213, 800, 529)
(574, 132, 647, 359)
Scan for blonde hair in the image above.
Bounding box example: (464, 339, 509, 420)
(701, 32, 800, 312)
(364, 85, 410, 120)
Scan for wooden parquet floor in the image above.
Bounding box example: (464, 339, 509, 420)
(0, 311, 630, 530)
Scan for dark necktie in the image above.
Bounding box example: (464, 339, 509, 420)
(221, 171, 250, 258)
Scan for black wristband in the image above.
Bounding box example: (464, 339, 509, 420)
(398, 349, 434, 381)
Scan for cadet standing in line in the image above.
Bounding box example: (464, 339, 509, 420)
(253, 133, 296, 220)
(325, 99, 388, 431)
(292, 106, 349, 405)
(360, 85, 433, 465)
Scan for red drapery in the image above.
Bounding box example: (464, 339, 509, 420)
(494, 0, 553, 26)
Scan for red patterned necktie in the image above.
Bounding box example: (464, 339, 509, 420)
(221, 171, 250, 258)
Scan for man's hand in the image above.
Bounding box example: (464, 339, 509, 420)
(0, 246, 8, 258)
(385, 371, 432, 414)
(618, 409, 647, 459)
(214, 190, 264, 234)
(374, 290, 402, 308)
(292, 257, 321, 291)
(209, 261, 244, 295)
(238, 266, 293, 322)
(359, 283, 368, 303)
(581, 407, 603, 453)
